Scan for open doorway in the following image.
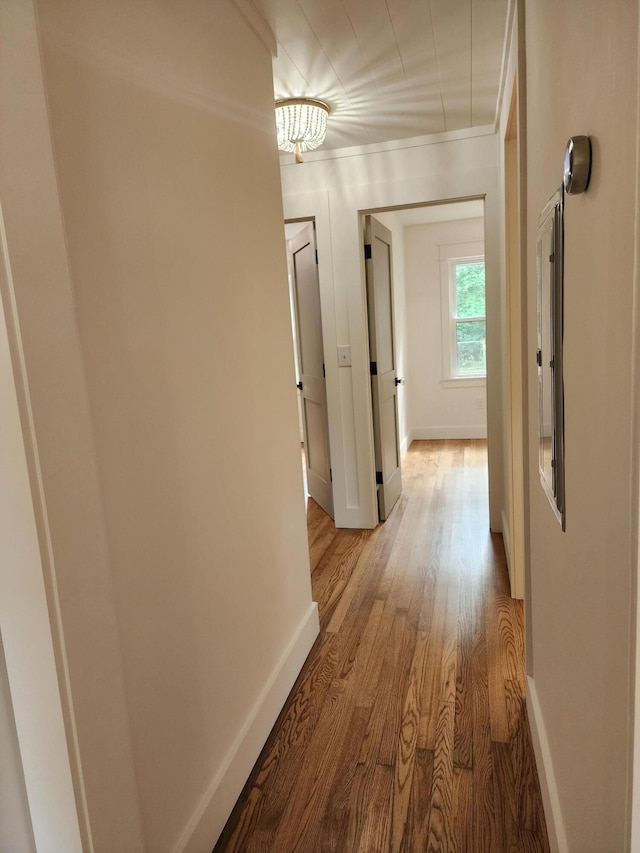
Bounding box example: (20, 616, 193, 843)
(284, 219, 334, 519)
(359, 199, 488, 512)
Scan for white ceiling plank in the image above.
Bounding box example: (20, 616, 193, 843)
(297, 0, 381, 94)
(385, 0, 438, 79)
(250, 0, 508, 149)
(471, 0, 508, 124)
(428, 0, 472, 130)
(385, 0, 445, 133)
(297, 0, 383, 144)
(272, 45, 312, 95)
(260, 0, 376, 145)
(340, 0, 406, 91)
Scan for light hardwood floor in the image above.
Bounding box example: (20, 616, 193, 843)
(214, 440, 549, 852)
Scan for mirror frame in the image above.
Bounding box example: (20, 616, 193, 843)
(536, 187, 565, 530)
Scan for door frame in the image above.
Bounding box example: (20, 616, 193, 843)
(504, 82, 527, 600)
(358, 198, 491, 524)
(0, 205, 84, 851)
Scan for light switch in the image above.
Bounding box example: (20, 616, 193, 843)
(337, 345, 351, 367)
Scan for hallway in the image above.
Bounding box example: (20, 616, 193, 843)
(215, 440, 549, 852)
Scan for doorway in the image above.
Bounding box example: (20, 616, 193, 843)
(359, 200, 489, 511)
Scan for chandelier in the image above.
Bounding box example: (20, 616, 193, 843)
(275, 98, 330, 163)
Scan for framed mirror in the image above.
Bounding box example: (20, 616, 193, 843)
(537, 188, 565, 530)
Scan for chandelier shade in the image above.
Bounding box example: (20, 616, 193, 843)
(275, 98, 329, 163)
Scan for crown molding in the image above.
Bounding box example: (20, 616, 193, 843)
(279, 124, 496, 166)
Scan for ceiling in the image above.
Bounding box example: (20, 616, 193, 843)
(250, 0, 510, 152)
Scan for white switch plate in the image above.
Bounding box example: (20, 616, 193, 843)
(337, 345, 351, 366)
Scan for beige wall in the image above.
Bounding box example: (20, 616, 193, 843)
(1, 1, 141, 847)
(524, 1, 639, 849)
(1, 0, 317, 850)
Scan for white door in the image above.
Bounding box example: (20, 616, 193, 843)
(289, 223, 334, 518)
(364, 215, 402, 520)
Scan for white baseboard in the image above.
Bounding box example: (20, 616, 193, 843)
(526, 676, 568, 853)
(410, 425, 487, 441)
(174, 602, 320, 853)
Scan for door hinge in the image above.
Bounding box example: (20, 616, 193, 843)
(536, 350, 542, 367)
(370, 361, 378, 375)
(364, 243, 372, 260)
(322, 362, 326, 378)
(297, 381, 303, 390)
(330, 468, 333, 482)
(376, 471, 383, 485)
(315, 249, 318, 264)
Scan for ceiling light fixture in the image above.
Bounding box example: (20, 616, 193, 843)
(275, 98, 329, 163)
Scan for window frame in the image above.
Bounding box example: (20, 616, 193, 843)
(439, 242, 486, 384)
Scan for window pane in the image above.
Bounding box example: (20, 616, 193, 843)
(456, 319, 486, 375)
(455, 262, 485, 318)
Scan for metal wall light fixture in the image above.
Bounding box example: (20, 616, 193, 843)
(563, 136, 592, 194)
(275, 98, 329, 163)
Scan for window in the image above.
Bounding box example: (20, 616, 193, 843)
(439, 242, 486, 383)
(449, 257, 486, 377)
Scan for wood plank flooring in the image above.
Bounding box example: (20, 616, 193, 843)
(214, 440, 549, 853)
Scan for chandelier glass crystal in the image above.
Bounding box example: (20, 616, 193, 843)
(275, 98, 329, 163)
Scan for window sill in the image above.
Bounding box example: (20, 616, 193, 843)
(440, 377, 486, 389)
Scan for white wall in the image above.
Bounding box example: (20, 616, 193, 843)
(404, 217, 487, 440)
(1, 1, 317, 850)
(522, 1, 639, 849)
(281, 131, 505, 531)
